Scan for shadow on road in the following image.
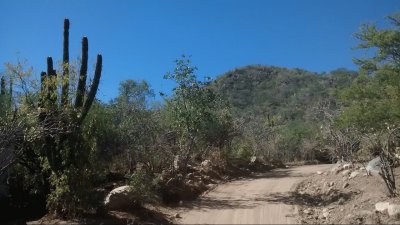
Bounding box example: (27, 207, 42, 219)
(181, 196, 259, 210)
(258, 190, 356, 207)
(249, 168, 308, 180)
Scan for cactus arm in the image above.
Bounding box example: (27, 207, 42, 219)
(0, 76, 5, 95)
(46, 57, 57, 108)
(74, 37, 88, 108)
(61, 18, 70, 106)
(39, 72, 47, 108)
(81, 54, 102, 121)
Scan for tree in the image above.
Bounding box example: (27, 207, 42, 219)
(111, 80, 160, 173)
(338, 13, 400, 131)
(164, 56, 234, 168)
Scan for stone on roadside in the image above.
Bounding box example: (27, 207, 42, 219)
(303, 209, 312, 215)
(322, 211, 329, 219)
(388, 204, 400, 217)
(342, 170, 351, 176)
(349, 171, 359, 179)
(343, 163, 353, 170)
(375, 202, 390, 213)
(104, 185, 136, 210)
(317, 171, 323, 175)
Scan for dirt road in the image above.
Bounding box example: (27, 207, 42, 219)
(177, 164, 332, 224)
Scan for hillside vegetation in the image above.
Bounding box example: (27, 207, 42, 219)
(213, 66, 357, 162)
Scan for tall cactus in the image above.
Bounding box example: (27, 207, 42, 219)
(0, 77, 5, 96)
(61, 19, 69, 107)
(40, 18, 102, 122)
(39, 18, 103, 171)
(75, 37, 88, 109)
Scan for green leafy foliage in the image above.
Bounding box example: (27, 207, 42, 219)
(212, 65, 357, 162)
(164, 56, 235, 165)
(338, 13, 400, 131)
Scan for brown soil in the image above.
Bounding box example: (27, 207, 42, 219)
(165, 164, 332, 224)
(295, 164, 400, 224)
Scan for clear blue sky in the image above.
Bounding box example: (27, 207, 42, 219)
(1, 0, 399, 102)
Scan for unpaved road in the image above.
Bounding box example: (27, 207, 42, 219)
(177, 164, 332, 224)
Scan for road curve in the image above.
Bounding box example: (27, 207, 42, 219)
(177, 164, 332, 224)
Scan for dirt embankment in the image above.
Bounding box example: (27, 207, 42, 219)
(295, 163, 400, 224)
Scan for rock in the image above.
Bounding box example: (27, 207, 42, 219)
(375, 202, 390, 212)
(322, 211, 329, 219)
(342, 170, 351, 176)
(335, 168, 343, 174)
(303, 209, 312, 215)
(366, 157, 381, 175)
(323, 172, 328, 176)
(338, 197, 345, 205)
(317, 171, 323, 175)
(175, 213, 181, 218)
(104, 185, 136, 210)
(201, 160, 212, 172)
(206, 183, 216, 189)
(388, 204, 400, 217)
(329, 181, 335, 187)
(343, 182, 349, 188)
(331, 165, 343, 174)
(343, 163, 353, 170)
(349, 171, 359, 179)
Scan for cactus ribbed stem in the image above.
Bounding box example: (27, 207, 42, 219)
(61, 18, 70, 106)
(39, 72, 47, 108)
(0, 77, 5, 95)
(9, 77, 13, 105)
(75, 37, 88, 108)
(81, 54, 102, 121)
(46, 57, 57, 108)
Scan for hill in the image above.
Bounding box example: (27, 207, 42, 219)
(211, 65, 358, 162)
